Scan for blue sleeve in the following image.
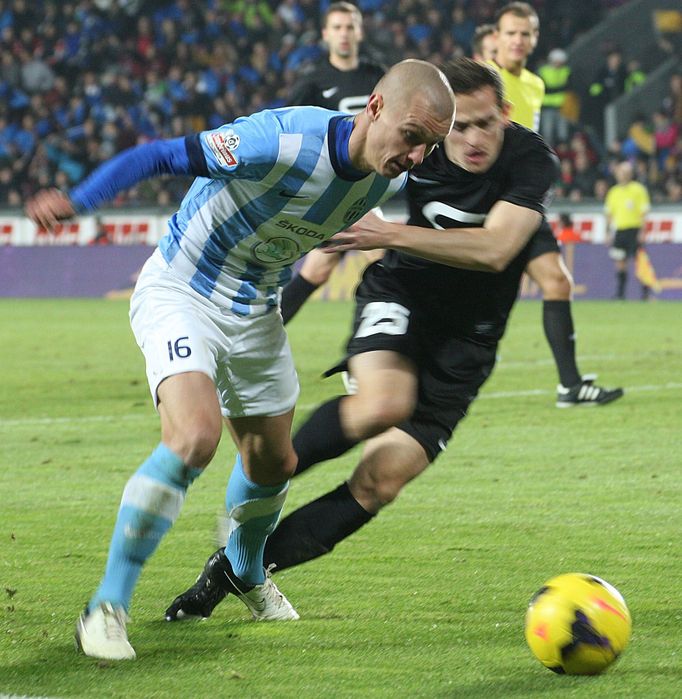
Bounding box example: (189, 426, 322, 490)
(69, 136, 208, 212)
(198, 111, 281, 179)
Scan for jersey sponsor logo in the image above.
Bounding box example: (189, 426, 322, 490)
(343, 197, 369, 224)
(421, 201, 486, 229)
(207, 132, 238, 167)
(322, 86, 339, 99)
(275, 218, 325, 240)
(252, 236, 300, 263)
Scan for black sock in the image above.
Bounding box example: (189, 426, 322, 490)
(264, 482, 374, 572)
(617, 271, 627, 299)
(280, 274, 319, 324)
(543, 300, 581, 387)
(293, 397, 359, 475)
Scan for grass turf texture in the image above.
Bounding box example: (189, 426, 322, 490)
(1, 298, 680, 698)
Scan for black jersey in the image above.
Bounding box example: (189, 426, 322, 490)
(289, 58, 385, 113)
(382, 123, 559, 344)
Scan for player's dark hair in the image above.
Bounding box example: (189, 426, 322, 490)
(440, 57, 505, 106)
(323, 2, 362, 27)
(472, 23, 495, 57)
(494, 2, 539, 30)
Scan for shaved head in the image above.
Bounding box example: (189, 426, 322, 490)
(375, 59, 455, 122)
(349, 59, 455, 178)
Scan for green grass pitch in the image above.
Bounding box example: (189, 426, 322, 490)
(1, 298, 680, 698)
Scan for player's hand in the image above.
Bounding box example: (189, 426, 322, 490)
(323, 210, 392, 252)
(25, 188, 77, 231)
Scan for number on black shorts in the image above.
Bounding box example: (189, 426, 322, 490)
(355, 302, 410, 338)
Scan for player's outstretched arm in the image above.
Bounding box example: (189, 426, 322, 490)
(25, 137, 208, 230)
(325, 202, 542, 272)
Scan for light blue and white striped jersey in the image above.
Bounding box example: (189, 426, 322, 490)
(158, 107, 406, 315)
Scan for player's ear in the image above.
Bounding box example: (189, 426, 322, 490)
(501, 99, 512, 124)
(367, 93, 383, 121)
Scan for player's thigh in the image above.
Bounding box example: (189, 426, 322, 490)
(130, 264, 224, 414)
(343, 265, 423, 419)
(349, 428, 430, 512)
(157, 372, 223, 461)
(348, 350, 418, 415)
(401, 336, 497, 462)
(226, 409, 297, 484)
(219, 309, 300, 420)
(299, 248, 341, 284)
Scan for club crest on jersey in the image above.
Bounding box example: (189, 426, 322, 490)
(252, 236, 300, 263)
(207, 131, 239, 167)
(343, 197, 368, 224)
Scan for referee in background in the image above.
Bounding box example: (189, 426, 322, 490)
(605, 161, 651, 300)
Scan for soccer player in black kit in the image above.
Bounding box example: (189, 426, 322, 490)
(164, 59, 608, 617)
(281, 2, 385, 324)
(289, 2, 384, 113)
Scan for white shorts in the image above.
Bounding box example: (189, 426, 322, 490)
(129, 252, 299, 418)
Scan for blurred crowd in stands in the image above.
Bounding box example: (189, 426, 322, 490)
(0, 0, 679, 209)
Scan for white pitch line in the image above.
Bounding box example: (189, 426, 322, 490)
(1, 383, 681, 429)
(0, 413, 152, 428)
(482, 382, 682, 399)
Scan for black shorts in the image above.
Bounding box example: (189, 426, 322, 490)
(525, 219, 560, 262)
(333, 263, 497, 462)
(611, 228, 641, 259)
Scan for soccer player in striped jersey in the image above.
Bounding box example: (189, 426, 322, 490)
(26, 59, 455, 661)
(166, 58, 618, 618)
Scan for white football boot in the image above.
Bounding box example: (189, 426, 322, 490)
(235, 568, 300, 621)
(75, 602, 136, 660)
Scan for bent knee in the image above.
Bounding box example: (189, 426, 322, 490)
(247, 446, 298, 482)
(351, 475, 402, 513)
(274, 449, 298, 480)
(538, 269, 572, 299)
(167, 424, 221, 469)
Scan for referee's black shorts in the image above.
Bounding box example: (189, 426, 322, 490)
(331, 263, 497, 462)
(610, 228, 641, 260)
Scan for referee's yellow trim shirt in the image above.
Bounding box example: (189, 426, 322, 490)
(605, 182, 651, 230)
(488, 61, 545, 131)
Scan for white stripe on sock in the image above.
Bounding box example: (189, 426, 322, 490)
(120, 474, 185, 521)
(228, 485, 289, 525)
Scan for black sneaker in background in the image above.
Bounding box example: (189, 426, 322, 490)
(556, 375, 624, 408)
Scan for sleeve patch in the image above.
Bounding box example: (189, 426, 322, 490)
(207, 130, 240, 167)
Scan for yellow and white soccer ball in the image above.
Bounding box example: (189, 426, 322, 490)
(525, 573, 631, 675)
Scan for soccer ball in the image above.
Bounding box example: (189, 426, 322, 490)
(524, 573, 631, 675)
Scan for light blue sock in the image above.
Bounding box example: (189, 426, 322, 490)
(90, 443, 201, 612)
(224, 455, 288, 586)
